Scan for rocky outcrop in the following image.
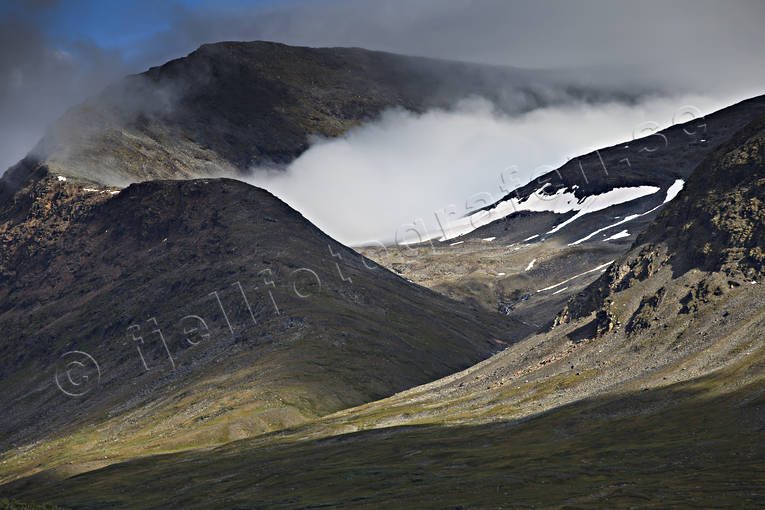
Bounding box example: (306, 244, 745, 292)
(0, 165, 113, 284)
(554, 113, 765, 334)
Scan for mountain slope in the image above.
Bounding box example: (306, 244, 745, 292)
(360, 93, 765, 330)
(6, 360, 763, 509)
(556, 106, 765, 328)
(0, 172, 532, 483)
(10, 100, 764, 509)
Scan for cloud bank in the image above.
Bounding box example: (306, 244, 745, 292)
(248, 93, 737, 246)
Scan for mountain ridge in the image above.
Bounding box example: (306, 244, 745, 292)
(17, 40, 656, 187)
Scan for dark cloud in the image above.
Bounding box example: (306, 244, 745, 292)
(140, 0, 765, 93)
(0, 16, 133, 172)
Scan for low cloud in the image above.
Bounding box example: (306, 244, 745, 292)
(248, 93, 742, 246)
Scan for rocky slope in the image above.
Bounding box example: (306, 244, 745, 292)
(556, 108, 765, 330)
(8, 100, 763, 510)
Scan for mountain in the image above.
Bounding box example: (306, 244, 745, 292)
(6, 97, 762, 510)
(24, 41, 638, 187)
(360, 93, 765, 330)
(0, 172, 532, 484)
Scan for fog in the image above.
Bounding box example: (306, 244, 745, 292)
(248, 93, 739, 246)
(0, 14, 134, 173)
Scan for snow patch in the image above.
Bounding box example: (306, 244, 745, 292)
(482, 237, 496, 242)
(552, 286, 568, 295)
(663, 179, 685, 204)
(57, 175, 67, 181)
(569, 180, 684, 246)
(546, 185, 660, 234)
(449, 241, 464, 246)
(435, 184, 660, 241)
(525, 258, 537, 271)
(523, 234, 539, 242)
(604, 229, 630, 241)
(82, 188, 120, 196)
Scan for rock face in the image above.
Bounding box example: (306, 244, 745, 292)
(640, 114, 765, 276)
(0, 161, 115, 283)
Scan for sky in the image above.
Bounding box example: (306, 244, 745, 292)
(1, 0, 764, 242)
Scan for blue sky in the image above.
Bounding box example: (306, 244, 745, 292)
(1, 0, 284, 61)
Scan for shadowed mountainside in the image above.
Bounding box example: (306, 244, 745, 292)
(0, 173, 532, 484)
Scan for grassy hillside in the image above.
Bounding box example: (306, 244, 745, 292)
(5, 336, 762, 508)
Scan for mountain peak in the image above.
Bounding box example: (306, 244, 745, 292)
(13, 40, 653, 188)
